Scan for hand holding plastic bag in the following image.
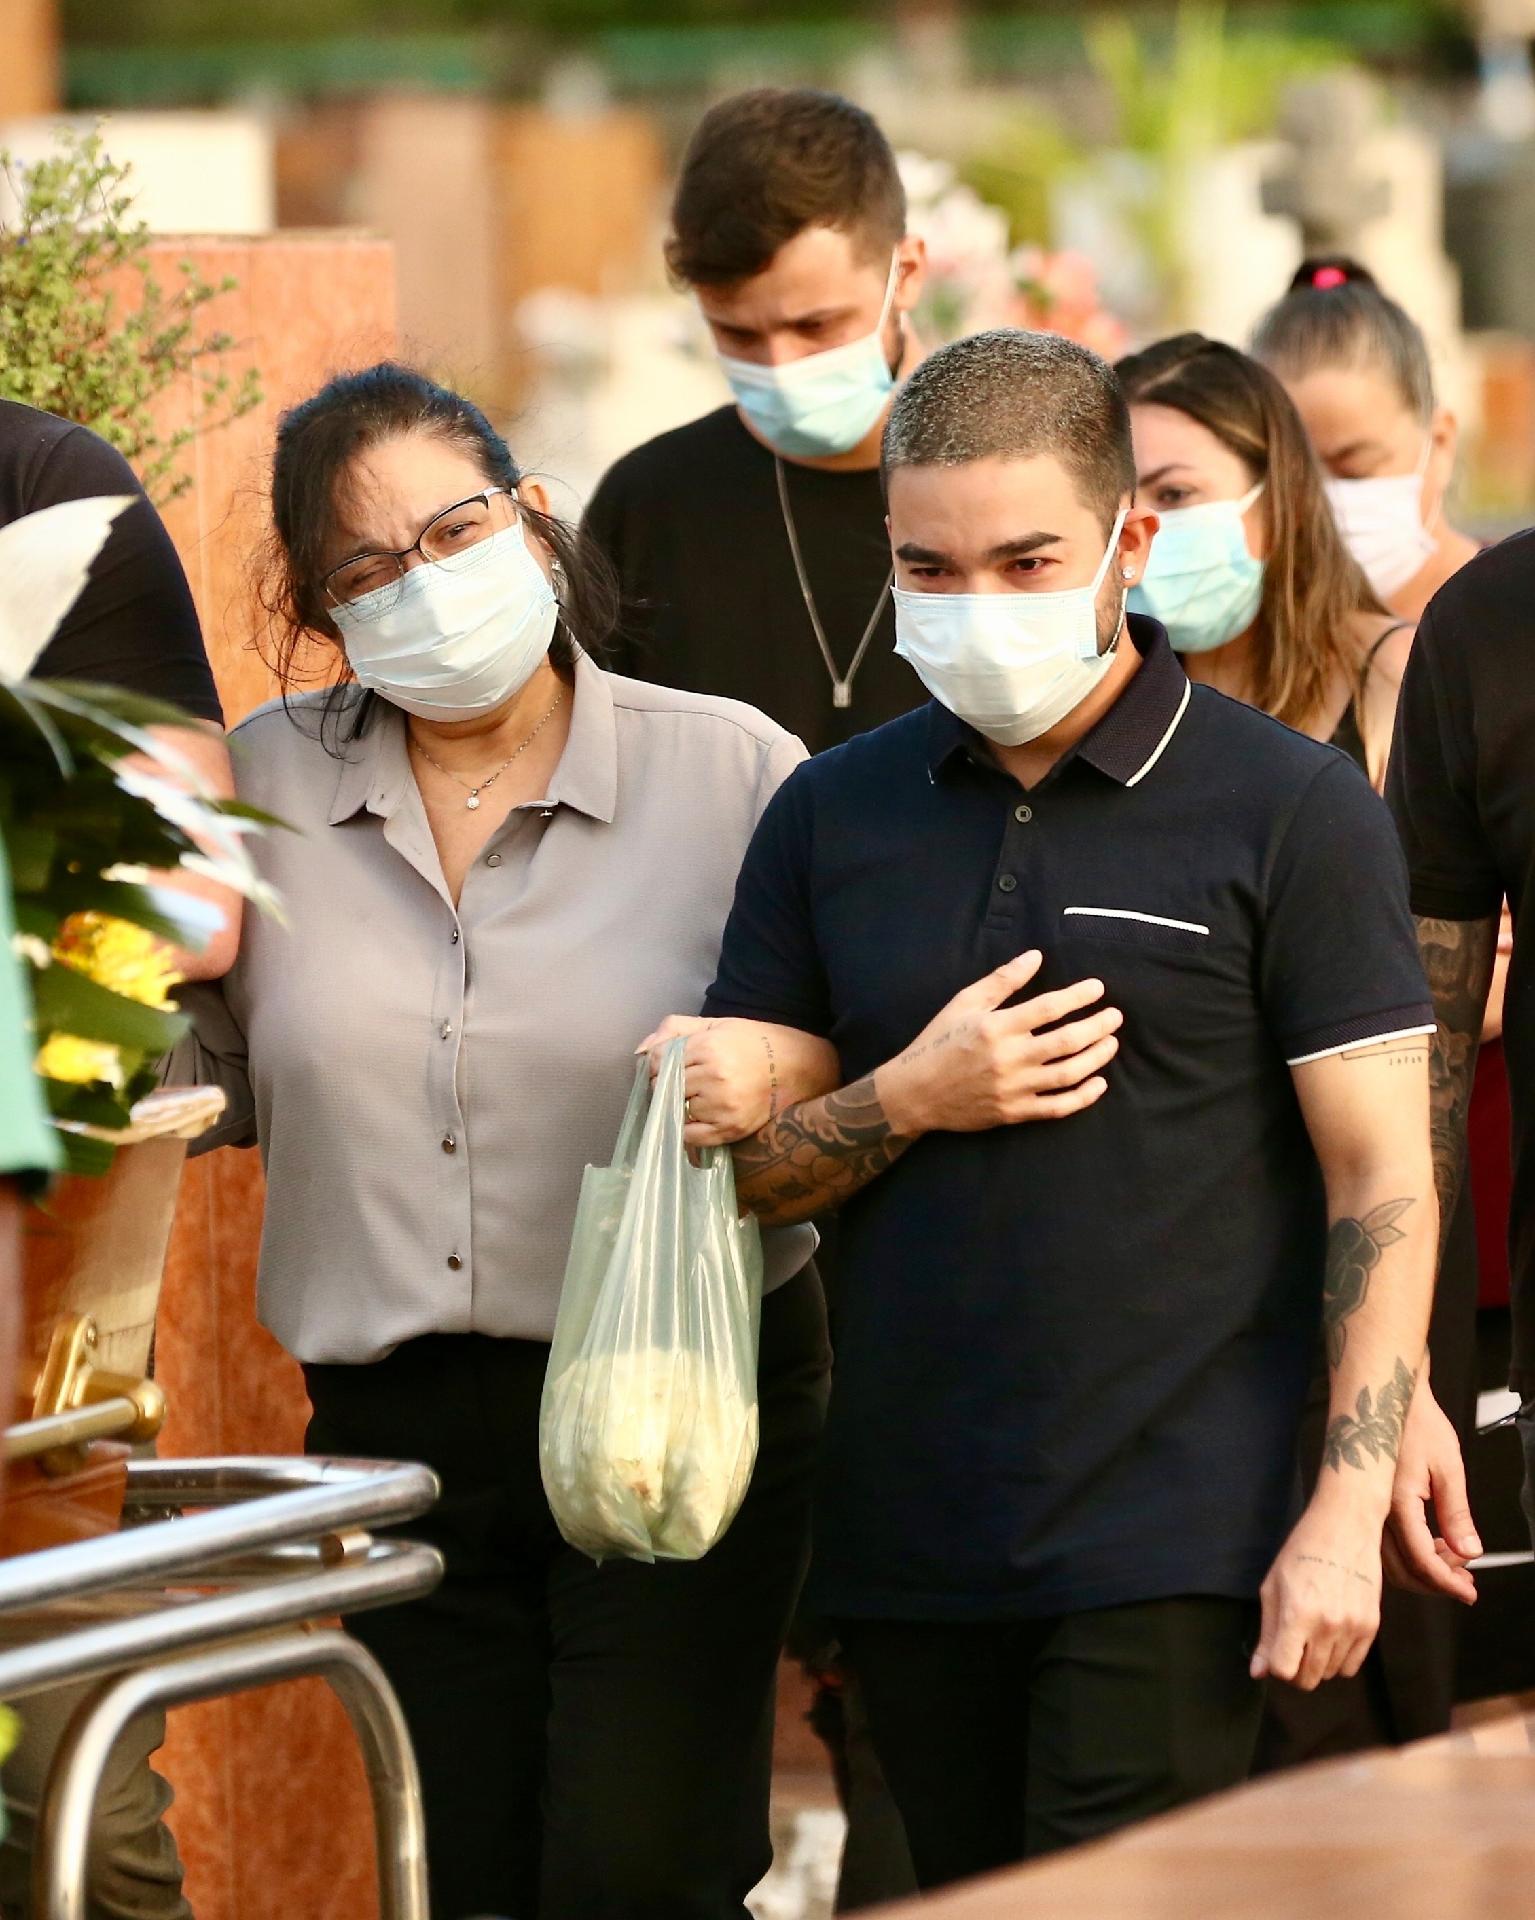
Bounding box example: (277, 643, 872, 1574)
(539, 1038, 763, 1563)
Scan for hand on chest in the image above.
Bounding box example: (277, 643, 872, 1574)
(815, 792, 1258, 1069)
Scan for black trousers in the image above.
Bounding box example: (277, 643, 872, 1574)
(839, 1596, 1262, 1893)
(304, 1265, 830, 1920)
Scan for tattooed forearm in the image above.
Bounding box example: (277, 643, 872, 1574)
(731, 1075, 912, 1226)
(1416, 914, 1497, 1260)
(1322, 1358, 1416, 1475)
(1322, 1198, 1414, 1366)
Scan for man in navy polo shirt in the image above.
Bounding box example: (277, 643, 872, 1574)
(705, 330, 1441, 1889)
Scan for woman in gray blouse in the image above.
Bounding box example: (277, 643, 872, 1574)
(174, 364, 837, 1919)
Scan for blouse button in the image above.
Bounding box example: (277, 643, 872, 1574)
(450, 929, 460, 945)
(446, 1253, 463, 1272)
(486, 853, 503, 869)
(441, 1134, 456, 1155)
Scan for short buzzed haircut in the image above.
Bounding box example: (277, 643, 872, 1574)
(884, 329, 1136, 532)
(665, 88, 906, 289)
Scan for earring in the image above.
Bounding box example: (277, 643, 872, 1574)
(1121, 568, 1135, 581)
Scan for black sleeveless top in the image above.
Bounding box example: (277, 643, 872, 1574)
(1327, 623, 1411, 774)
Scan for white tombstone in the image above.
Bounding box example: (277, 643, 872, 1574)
(0, 112, 275, 234)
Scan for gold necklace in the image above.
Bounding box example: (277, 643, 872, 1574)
(409, 691, 565, 810)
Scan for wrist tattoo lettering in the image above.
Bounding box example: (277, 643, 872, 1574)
(760, 1031, 780, 1121)
(1294, 1553, 1374, 1589)
(1323, 1357, 1416, 1475)
(1323, 1197, 1413, 1366)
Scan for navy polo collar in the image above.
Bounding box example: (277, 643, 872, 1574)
(925, 615, 1190, 788)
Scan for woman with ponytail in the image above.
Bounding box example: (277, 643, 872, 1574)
(1253, 257, 1479, 623)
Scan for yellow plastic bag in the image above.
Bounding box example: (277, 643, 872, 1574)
(540, 1038, 763, 1563)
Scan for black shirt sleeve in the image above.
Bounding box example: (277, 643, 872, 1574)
(702, 767, 834, 1036)
(1384, 598, 1502, 921)
(583, 455, 652, 684)
(1261, 753, 1434, 1064)
(24, 423, 223, 723)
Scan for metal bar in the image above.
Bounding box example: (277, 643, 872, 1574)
(120, 1455, 423, 1506)
(0, 1459, 439, 1615)
(4, 1399, 142, 1462)
(0, 1541, 442, 1701)
(36, 1629, 429, 1920)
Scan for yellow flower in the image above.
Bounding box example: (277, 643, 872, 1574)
(51, 914, 181, 1008)
(33, 915, 182, 1089)
(35, 1032, 124, 1089)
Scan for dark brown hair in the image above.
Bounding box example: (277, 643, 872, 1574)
(1252, 256, 1435, 422)
(884, 328, 1136, 535)
(258, 362, 616, 753)
(1117, 333, 1385, 733)
(665, 87, 905, 288)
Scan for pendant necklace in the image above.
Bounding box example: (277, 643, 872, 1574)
(775, 457, 893, 711)
(409, 690, 565, 810)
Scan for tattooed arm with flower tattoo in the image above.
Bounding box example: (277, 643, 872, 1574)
(1250, 1034, 1438, 1692)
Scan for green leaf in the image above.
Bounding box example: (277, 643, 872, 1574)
(30, 961, 187, 1055)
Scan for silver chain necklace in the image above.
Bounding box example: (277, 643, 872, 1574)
(775, 456, 894, 711)
(410, 690, 565, 810)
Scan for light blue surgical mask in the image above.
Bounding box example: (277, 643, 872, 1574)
(717, 257, 901, 460)
(1129, 483, 1265, 655)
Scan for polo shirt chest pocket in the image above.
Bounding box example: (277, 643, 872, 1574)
(1058, 905, 1212, 957)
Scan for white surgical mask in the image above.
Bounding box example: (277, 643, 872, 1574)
(331, 521, 558, 723)
(894, 510, 1128, 746)
(1129, 483, 1266, 655)
(718, 256, 901, 460)
(1325, 441, 1436, 601)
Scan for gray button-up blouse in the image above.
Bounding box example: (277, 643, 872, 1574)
(172, 657, 817, 1364)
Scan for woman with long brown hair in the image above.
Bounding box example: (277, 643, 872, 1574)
(1118, 331, 1408, 786)
(1118, 331, 1477, 1766)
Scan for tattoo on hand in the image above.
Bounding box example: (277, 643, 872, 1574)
(733, 1075, 908, 1224)
(1322, 1198, 1413, 1366)
(1323, 1358, 1416, 1474)
(1294, 1553, 1374, 1589)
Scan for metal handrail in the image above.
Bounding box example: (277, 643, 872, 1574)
(5, 1400, 144, 1463)
(0, 1540, 443, 1701)
(0, 1457, 439, 1615)
(0, 1454, 443, 1918)
(36, 1630, 429, 1920)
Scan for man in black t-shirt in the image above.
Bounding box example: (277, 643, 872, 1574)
(1387, 535, 1535, 1558)
(584, 88, 928, 757)
(0, 398, 240, 980)
(708, 330, 1440, 1892)
(0, 400, 235, 1920)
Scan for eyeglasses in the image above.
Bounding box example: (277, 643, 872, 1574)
(323, 487, 512, 611)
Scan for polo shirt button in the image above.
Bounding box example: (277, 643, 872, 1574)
(486, 853, 503, 868)
(997, 874, 1018, 894)
(441, 1133, 456, 1154)
(1014, 803, 1033, 824)
(446, 1253, 463, 1271)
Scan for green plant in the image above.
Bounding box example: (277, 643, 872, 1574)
(0, 126, 261, 503)
(1086, 0, 1347, 325)
(1, 499, 275, 1173)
